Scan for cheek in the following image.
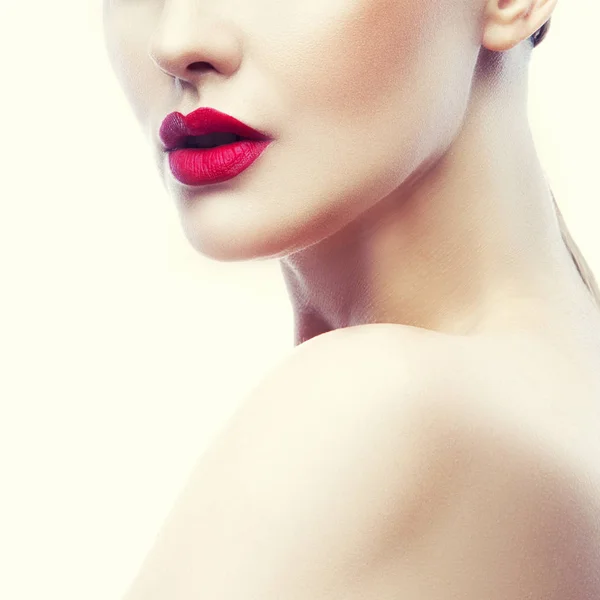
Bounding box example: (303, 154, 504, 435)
(263, 0, 477, 199)
(257, 0, 438, 122)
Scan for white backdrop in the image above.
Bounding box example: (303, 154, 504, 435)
(0, 1, 598, 599)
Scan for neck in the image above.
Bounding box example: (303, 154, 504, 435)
(280, 46, 599, 346)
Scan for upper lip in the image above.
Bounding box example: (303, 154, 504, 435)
(159, 107, 271, 151)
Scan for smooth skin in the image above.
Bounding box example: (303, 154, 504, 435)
(103, 0, 600, 597)
(120, 326, 600, 600)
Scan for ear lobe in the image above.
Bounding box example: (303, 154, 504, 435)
(481, 0, 557, 52)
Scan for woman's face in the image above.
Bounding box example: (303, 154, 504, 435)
(103, 0, 481, 261)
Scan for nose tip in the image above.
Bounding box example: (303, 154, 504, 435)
(148, 17, 243, 84)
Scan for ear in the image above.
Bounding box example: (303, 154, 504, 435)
(481, 0, 558, 51)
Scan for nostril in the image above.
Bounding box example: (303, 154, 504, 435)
(188, 61, 213, 73)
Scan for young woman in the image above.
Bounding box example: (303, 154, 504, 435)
(103, 1, 600, 598)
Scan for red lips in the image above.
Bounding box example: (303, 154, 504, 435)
(159, 107, 271, 151)
(158, 107, 274, 186)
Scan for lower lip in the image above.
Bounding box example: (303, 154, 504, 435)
(167, 140, 272, 186)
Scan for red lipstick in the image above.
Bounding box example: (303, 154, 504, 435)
(159, 107, 273, 186)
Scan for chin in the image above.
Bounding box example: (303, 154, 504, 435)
(177, 211, 308, 262)
(176, 196, 350, 263)
(182, 231, 284, 262)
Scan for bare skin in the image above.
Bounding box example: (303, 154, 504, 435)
(103, 0, 600, 597)
(121, 326, 600, 600)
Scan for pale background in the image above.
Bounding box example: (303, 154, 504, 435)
(0, 1, 598, 599)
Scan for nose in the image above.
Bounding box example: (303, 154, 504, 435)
(148, 6, 243, 85)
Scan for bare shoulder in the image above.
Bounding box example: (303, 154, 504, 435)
(123, 324, 600, 600)
(288, 325, 600, 597)
(240, 321, 599, 464)
(239, 322, 520, 442)
(241, 322, 468, 415)
(122, 324, 473, 600)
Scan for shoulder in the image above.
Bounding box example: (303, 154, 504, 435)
(246, 322, 600, 515)
(224, 325, 600, 594)
(245, 323, 484, 429)
(251, 323, 466, 399)
(285, 326, 600, 594)
(212, 323, 483, 508)
(139, 326, 599, 600)
(235, 323, 498, 499)
(244, 320, 600, 500)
